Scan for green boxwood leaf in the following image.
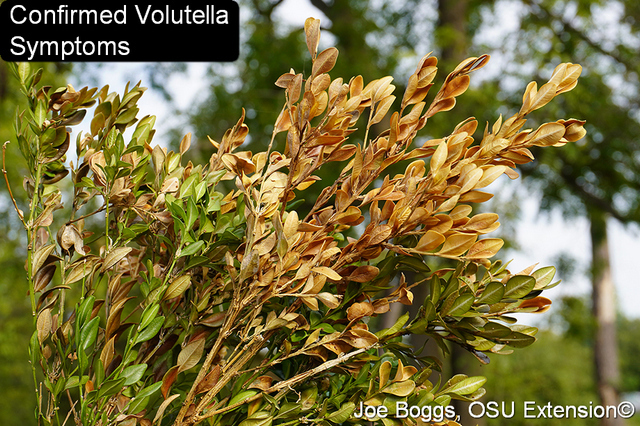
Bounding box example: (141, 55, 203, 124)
(445, 293, 475, 316)
(179, 240, 205, 258)
(504, 275, 536, 299)
(445, 376, 486, 396)
(121, 363, 147, 386)
(97, 377, 126, 399)
(500, 331, 536, 348)
(532, 266, 556, 290)
(80, 316, 100, 352)
(476, 281, 505, 304)
(326, 401, 355, 423)
(134, 316, 164, 345)
(228, 390, 258, 407)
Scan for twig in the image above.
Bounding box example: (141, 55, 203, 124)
(192, 346, 371, 422)
(66, 204, 107, 225)
(2, 141, 27, 228)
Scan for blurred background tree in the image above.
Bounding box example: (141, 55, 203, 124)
(496, 2, 640, 424)
(1, 0, 639, 424)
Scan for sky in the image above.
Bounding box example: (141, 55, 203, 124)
(68, 0, 640, 319)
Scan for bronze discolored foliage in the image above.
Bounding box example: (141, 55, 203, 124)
(5, 17, 585, 426)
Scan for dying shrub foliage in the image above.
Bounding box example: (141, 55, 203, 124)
(5, 18, 585, 426)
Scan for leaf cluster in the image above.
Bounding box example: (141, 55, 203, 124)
(6, 18, 585, 426)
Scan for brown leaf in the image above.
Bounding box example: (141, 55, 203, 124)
(312, 266, 342, 281)
(101, 246, 132, 272)
(526, 122, 565, 147)
(160, 177, 179, 193)
(347, 301, 374, 321)
(559, 118, 587, 142)
(195, 365, 221, 395)
(312, 47, 339, 78)
(164, 274, 191, 300)
(249, 375, 274, 391)
(426, 97, 456, 118)
(518, 296, 552, 313)
(347, 265, 379, 283)
(153, 394, 181, 424)
(317, 292, 341, 309)
(275, 71, 295, 89)
(65, 256, 99, 285)
(371, 95, 396, 126)
(476, 165, 506, 188)
(177, 338, 205, 374)
(34, 263, 56, 292)
(37, 308, 52, 343)
(372, 298, 390, 314)
(466, 238, 504, 259)
(343, 328, 378, 348)
(301, 296, 319, 310)
(333, 206, 363, 226)
(415, 230, 445, 253)
(462, 213, 500, 234)
(179, 132, 192, 155)
(528, 81, 557, 112)
(287, 73, 303, 106)
(161, 366, 179, 399)
(442, 75, 470, 99)
(57, 225, 86, 255)
(437, 233, 477, 257)
(304, 17, 321, 58)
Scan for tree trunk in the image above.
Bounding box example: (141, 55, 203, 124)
(437, 0, 469, 66)
(434, 1, 484, 424)
(589, 211, 623, 426)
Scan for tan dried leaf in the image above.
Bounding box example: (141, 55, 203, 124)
(164, 274, 191, 300)
(528, 81, 557, 112)
(177, 338, 205, 374)
(304, 17, 321, 58)
(179, 133, 192, 155)
(379, 360, 392, 389)
(347, 265, 379, 283)
(317, 292, 341, 309)
(37, 308, 52, 343)
(312, 47, 339, 78)
(101, 246, 132, 272)
(34, 264, 56, 292)
(301, 296, 319, 310)
(526, 122, 565, 147)
(344, 328, 378, 348)
(437, 233, 478, 257)
(415, 230, 445, 253)
(275, 71, 295, 89)
(476, 166, 507, 189)
(312, 266, 342, 281)
(347, 301, 374, 321)
(32, 244, 56, 277)
(442, 75, 470, 99)
(58, 224, 86, 255)
(370, 95, 396, 126)
(65, 256, 99, 285)
(466, 238, 504, 259)
(153, 394, 181, 424)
